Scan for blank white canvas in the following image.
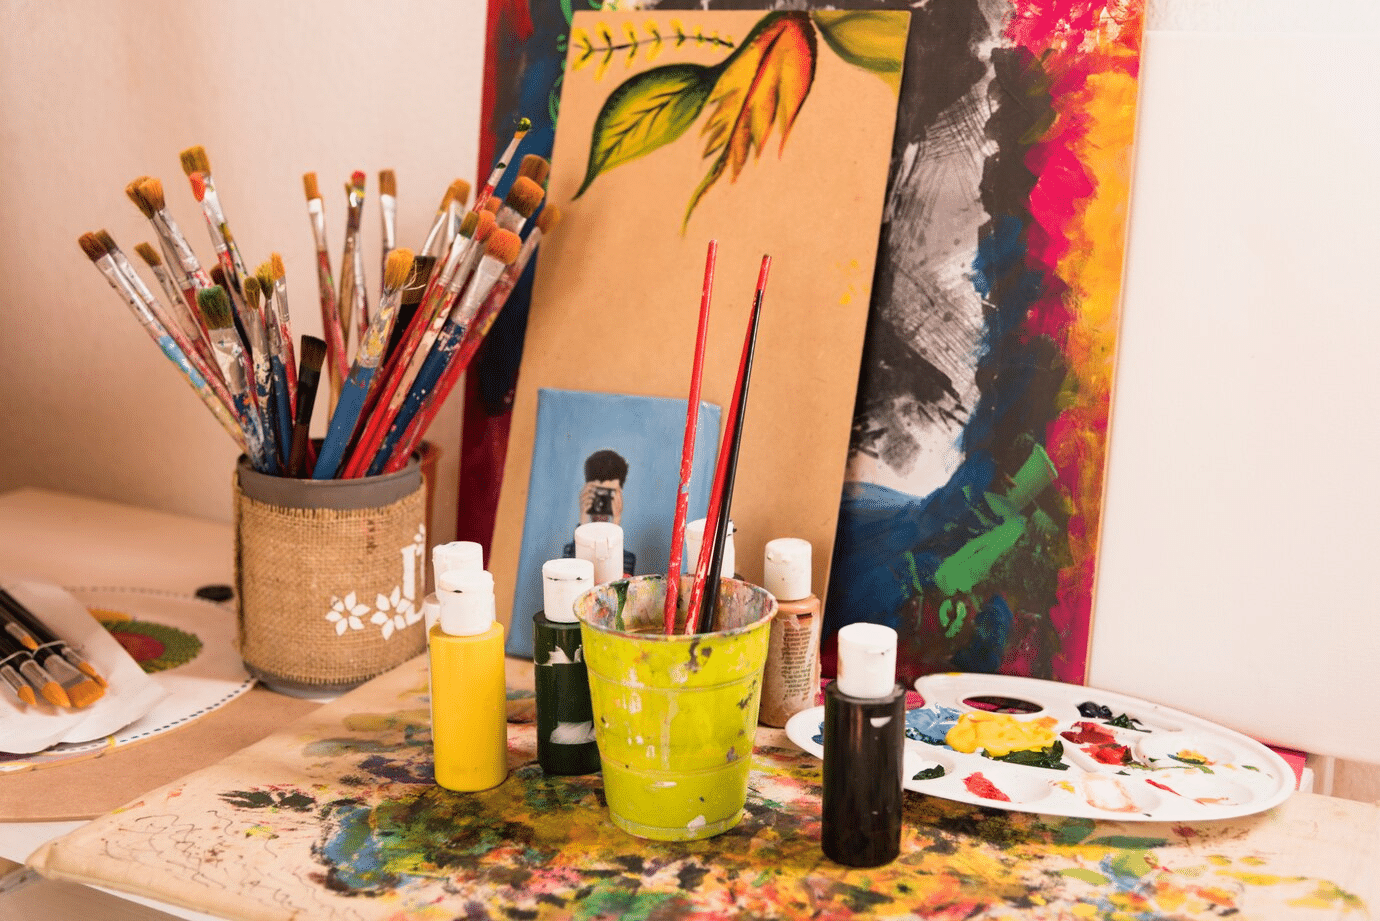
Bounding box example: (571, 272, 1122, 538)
(1091, 30, 1380, 762)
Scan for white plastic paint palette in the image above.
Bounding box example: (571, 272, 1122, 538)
(784, 673, 1294, 821)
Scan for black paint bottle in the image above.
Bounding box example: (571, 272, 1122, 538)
(822, 622, 905, 867)
(533, 557, 601, 775)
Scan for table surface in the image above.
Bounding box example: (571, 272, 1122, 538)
(4, 488, 1380, 921)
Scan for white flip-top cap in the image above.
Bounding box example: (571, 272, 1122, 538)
(574, 522, 623, 584)
(436, 569, 496, 636)
(542, 557, 594, 624)
(421, 593, 441, 635)
(433, 541, 483, 580)
(764, 538, 811, 601)
(684, 518, 735, 578)
(837, 622, 897, 699)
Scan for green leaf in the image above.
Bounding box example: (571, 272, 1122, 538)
(810, 10, 908, 94)
(575, 63, 718, 198)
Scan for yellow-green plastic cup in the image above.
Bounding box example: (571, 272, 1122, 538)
(575, 574, 777, 841)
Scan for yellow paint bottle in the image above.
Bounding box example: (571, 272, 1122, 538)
(429, 568, 508, 792)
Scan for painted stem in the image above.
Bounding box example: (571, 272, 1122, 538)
(664, 240, 717, 634)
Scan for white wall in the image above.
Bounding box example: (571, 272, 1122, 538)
(0, 0, 487, 544)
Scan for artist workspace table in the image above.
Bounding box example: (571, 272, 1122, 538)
(4, 490, 1380, 921)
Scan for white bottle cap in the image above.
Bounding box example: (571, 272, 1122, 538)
(574, 522, 623, 584)
(421, 593, 441, 639)
(837, 622, 897, 699)
(436, 569, 496, 636)
(542, 557, 594, 624)
(764, 537, 811, 601)
(432, 541, 483, 580)
(684, 517, 735, 578)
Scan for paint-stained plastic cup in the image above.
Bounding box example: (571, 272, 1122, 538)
(574, 574, 777, 841)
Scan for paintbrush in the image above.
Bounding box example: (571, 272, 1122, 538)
(0, 587, 105, 689)
(664, 240, 718, 633)
(126, 176, 213, 310)
(379, 168, 397, 277)
(303, 172, 347, 405)
(133, 240, 219, 377)
(254, 261, 296, 454)
(517, 154, 551, 188)
(365, 230, 520, 475)
(0, 629, 69, 708)
(0, 604, 102, 708)
(338, 211, 490, 479)
(421, 178, 472, 258)
(379, 205, 562, 474)
(180, 146, 250, 299)
(338, 171, 370, 361)
(686, 255, 772, 635)
(199, 285, 270, 470)
(264, 254, 300, 409)
(287, 335, 327, 477)
(313, 248, 416, 478)
(241, 277, 284, 473)
(78, 232, 246, 451)
(0, 659, 36, 707)
(469, 117, 532, 221)
(495, 177, 545, 234)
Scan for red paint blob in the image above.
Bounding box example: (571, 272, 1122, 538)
(963, 772, 1011, 802)
(110, 630, 166, 664)
(1061, 720, 1117, 745)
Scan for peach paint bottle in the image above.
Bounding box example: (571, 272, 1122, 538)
(759, 537, 823, 727)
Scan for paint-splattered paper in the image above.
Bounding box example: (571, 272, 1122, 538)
(488, 9, 908, 635)
(29, 655, 1376, 919)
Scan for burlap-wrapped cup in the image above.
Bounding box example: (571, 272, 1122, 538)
(233, 456, 429, 693)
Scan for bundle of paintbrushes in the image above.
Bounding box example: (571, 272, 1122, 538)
(79, 119, 560, 480)
(0, 588, 105, 710)
(663, 244, 773, 636)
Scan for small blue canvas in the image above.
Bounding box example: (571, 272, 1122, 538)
(506, 388, 721, 656)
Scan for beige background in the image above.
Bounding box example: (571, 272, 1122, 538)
(490, 9, 906, 627)
(0, 0, 487, 544)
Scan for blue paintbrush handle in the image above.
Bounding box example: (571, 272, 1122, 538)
(312, 367, 377, 479)
(270, 355, 293, 462)
(365, 320, 464, 476)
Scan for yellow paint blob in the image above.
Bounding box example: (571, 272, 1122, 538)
(945, 711, 1058, 757)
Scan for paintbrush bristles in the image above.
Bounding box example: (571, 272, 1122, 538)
(303, 172, 321, 201)
(505, 177, 545, 219)
(136, 177, 166, 212)
(197, 286, 235, 330)
(77, 232, 106, 262)
(134, 242, 162, 266)
(535, 205, 562, 235)
(243, 275, 262, 311)
(383, 248, 415, 291)
(298, 335, 327, 374)
(518, 154, 551, 186)
(255, 262, 275, 296)
(442, 179, 471, 212)
(482, 196, 502, 214)
(485, 230, 522, 265)
(271, 253, 287, 280)
(94, 229, 118, 252)
(124, 177, 155, 217)
(379, 169, 397, 197)
(179, 145, 211, 176)
(458, 210, 480, 238)
(474, 211, 497, 243)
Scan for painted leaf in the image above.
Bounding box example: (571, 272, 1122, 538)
(685, 11, 817, 230)
(575, 63, 718, 198)
(810, 10, 908, 94)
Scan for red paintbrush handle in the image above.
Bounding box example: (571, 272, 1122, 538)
(664, 240, 717, 633)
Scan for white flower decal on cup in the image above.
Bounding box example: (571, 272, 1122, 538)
(325, 592, 370, 636)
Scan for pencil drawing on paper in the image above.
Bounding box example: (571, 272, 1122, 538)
(570, 11, 906, 229)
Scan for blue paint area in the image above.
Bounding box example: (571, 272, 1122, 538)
(316, 802, 401, 894)
(358, 754, 435, 786)
(905, 704, 962, 746)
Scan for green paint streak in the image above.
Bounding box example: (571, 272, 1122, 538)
(1086, 835, 1169, 851)
(1060, 868, 1111, 885)
(574, 888, 681, 921)
(934, 516, 1027, 595)
(1110, 850, 1155, 879)
(1053, 817, 1096, 846)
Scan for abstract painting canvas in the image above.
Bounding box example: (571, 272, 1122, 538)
(507, 388, 721, 656)
(488, 9, 907, 632)
(476, 0, 1143, 683)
